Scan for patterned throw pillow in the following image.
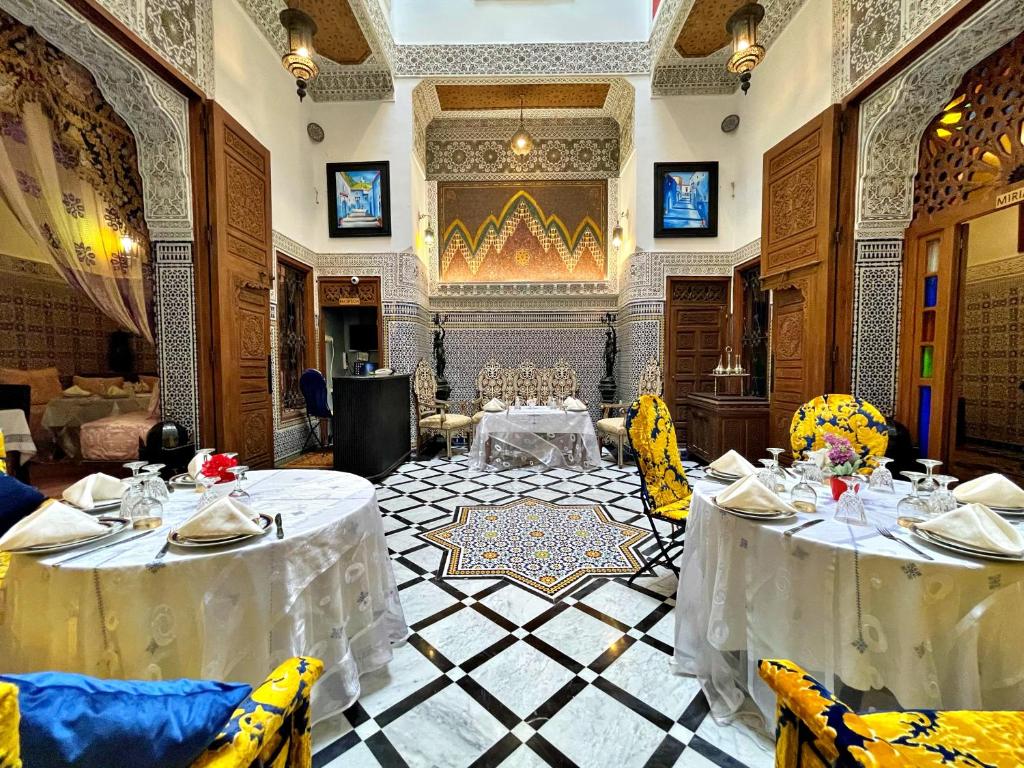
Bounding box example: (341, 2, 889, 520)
(72, 375, 125, 396)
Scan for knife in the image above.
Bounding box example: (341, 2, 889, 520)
(783, 518, 824, 538)
(274, 513, 284, 539)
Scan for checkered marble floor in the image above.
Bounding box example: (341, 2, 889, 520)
(312, 452, 775, 768)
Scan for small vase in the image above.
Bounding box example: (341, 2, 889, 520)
(830, 476, 859, 501)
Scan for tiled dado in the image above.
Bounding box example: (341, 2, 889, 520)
(616, 303, 664, 403)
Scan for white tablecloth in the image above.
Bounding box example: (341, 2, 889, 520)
(0, 469, 408, 723)
(0, 409, 36, 461)
(469, 406, 602, 471)
(675, 478, 1024, 729)
(42, 394, 152, 458)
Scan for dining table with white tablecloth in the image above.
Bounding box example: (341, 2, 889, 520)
(674, 477, 1024, 731)
(0, 469, 408, 723)
(0, 408, 36, 461)
(468, 406, 602, 471)
(42, 393, 153, 457)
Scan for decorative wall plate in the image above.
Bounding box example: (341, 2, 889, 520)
(721, 114, 740, 133)
(307, 122, 325, 143)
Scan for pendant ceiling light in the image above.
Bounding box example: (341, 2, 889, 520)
(725, 3, 766, 95)
(279, 8, 319, 101)
(509, 95, 534, 156)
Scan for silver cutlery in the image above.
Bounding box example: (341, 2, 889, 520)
(875, 525, 934, 561)
(152, 540, 171, 561)
(274, 513, 284, 540)
(783, 518, 824, 538)
(53, 528, 157, 566)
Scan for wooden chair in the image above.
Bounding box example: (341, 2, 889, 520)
(413, 359, 473, 458)
(598, 357, 662, 467)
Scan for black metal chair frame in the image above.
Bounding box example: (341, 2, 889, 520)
(624, 444, 688, 582)
(302, 412, 332, 452)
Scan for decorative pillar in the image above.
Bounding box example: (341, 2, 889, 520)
(851, 239, 903, 416)
(153, 241, 200, 443)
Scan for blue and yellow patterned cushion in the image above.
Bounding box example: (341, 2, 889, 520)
(758, 659, 1024, 768)
(0, 682, 20, 768)
(192, 656, 324, 768)
(625, 394, 691, 521)
(790, 395, 889, 469)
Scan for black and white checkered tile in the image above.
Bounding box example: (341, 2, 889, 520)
(312, 453, 775, 768)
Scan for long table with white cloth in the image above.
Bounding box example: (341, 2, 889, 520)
(468, 406, 602, 471)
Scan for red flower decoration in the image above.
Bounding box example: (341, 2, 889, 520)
(200, 453, 238, 484)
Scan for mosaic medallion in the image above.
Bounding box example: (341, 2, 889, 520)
(421, 499, 650, 599)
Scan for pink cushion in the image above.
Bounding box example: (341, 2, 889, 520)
(80, 411, 157, 461)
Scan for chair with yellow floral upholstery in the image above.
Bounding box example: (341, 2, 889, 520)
(758, 658, 1024, 768)
(624, 394, 691, 578)
(790, 395, 889, 471)
(0, 428, 6, 475)
(0, 681, 18, 768)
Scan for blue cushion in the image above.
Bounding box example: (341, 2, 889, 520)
(0, 474, 45, 537)
(0, 672, 251, 768)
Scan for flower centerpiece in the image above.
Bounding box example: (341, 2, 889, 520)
(200, 453, 238, 484)
(823, 433, 862, 500)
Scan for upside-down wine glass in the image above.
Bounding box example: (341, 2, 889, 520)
(929, 475, 958, 516)
(142, 464, 169, 501)
(123, 460, 148, 478)
(916, 458, 943, 495)
(226, 465, 252, 508)
(897, 472, 931, 518)
(119, 475, 145, 519)
(131, 471, 163, 529)
(801, 452, 824, 484)
(756, 459, 776, 489)
(868, 456, 895, 493)
(834, 476, 868, 526)
(789, 461, 819, 514)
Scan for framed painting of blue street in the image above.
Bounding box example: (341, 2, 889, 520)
(326, 161, 391, 237)
(654, 161, 718, 238)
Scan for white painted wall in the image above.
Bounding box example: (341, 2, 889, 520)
(212, 0, 317, 247)
(616, 147, 638, 270)
(391, 0, 649, 44)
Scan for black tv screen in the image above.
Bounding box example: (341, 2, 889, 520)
(349, 324, 378, 351)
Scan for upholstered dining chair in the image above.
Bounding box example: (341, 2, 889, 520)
(598, 357, 662, 467)
(413, 359, 473, 458)
(790, 394, 889, 470)
(624, 394, 691, 578)
(0, 680, 17, 768)
(299, 368, 332, 451)
(758, 658, 1024, 768)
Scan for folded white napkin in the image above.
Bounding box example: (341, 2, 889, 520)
(708, 449, 757, 477)
(104, 385, 129, 398)
(187, 451, 215, 481)
(717, 474, 797, 515)
(563, 397, 587, 412)
(917, 502, 1024, 555)
(953, 474, 1024, 509)
(62, 385, 91, 398)
(62, 473, 125, 508)
(0, 500, 108, 550)
(482, 398, 506, 413)
(176, 497, 263, 540)
(806, 448, 829, 468)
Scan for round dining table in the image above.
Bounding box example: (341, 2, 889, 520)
(0, 469, 408, 723)
(675, 477, 1024, 730)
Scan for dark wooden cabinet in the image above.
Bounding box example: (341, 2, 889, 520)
(684, 393, 770, 464)
(333, 374, 410, 481)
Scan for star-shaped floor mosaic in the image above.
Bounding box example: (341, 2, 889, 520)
(421, 499, 651, 599)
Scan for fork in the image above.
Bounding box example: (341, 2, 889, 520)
(875, 525, 934, 561)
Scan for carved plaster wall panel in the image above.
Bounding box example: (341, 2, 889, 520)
(851, 240, 902, 416)
(619, 240, 758, 304)
(154, 242, 200, 442)
(1, 0, 194, 241)
(396, 42, 650, 78)
(854, 0, 1024, 238)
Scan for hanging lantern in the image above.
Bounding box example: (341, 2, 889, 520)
(509, 95, 534, 156)
(279, 8, 319, 101)
(725, 3, 766, 95)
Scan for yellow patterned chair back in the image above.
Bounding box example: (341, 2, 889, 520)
(412, 359, 437, 417)
(0, 681, 19, 768)
(758, 658, 1024, 768)
(789, 394, 889, 468)
(636, 357, 663, 397)
(0, 428, 6, 475)
(193, 656, 323, 768)
(624, 394, 691, 520)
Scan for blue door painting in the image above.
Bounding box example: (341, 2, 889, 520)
(327, 161, 391, 237)
(654, 162, 718, 238)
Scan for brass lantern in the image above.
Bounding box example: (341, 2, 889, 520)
(280, 8, 319, 101)
(725, 3, 766, 94)
(509, 96, 534, 156)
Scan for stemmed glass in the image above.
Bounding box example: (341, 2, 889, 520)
(119, 476, 145, 519)
(834, 476, 868, 525)
(142, 464, 169, 502)
(226, 465, 252, 507)
(756, 459, 776, 489)
(929, 475, 958, 516)
(790, 461, 819, 514)
(917, 459, 943, 495)
(123, 460, 148, 478)
(897, 473, 931, 518)
(195, 469, 220, 510)
(131, 471, 163, 529)
(801, 452, 824, 485)
(869, 456, 895, 493)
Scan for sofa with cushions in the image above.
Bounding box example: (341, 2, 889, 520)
(0, 367, 63, 453)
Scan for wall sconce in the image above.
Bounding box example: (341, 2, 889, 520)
(611, 211, 629, 251)
(119, 235, 136, 254)
(725, 3, 766, 94)
(279, 8, 319, 101)
(509, 95, 534, 156)
(418, 214, 435, 247)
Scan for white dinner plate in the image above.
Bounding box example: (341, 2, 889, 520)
(706, 469, 744, 484)
(956, 501, 1024, 517)
(909, 525, 1024, 562)
(4, 517, 130, 554)
(168, 513, 273, 549)
(711, 496, 797, 521)
(169, 473, 197, 487)
(65, 498, 122, 515)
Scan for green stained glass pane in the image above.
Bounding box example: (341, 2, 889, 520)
(921, 346, 934, 378)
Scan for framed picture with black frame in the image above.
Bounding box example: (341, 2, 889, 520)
(326, 161, 392, 237)
(654, 161, 719, 238)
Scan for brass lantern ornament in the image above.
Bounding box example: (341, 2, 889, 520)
(280, 8, 319, 101)
(725, 3, 766, 95)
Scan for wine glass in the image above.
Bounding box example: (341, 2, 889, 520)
(195, 470, 220, 510)
(142, 464, 169, 501)
(834, 476, 867, 526)
(119, 476, 145, 519)
(757, 459, 776, 489)
(226, 465, 252, 507)
(790, 461, 818, 514)
(131, 471, 163, 529)
(897, 473, 931, 518)
(916, 459, 943, 495)
(869, 456, 895, 493)
(123, 460, 147, 478)
(801, 452, 824, 484)
(929, 475, 958, 516)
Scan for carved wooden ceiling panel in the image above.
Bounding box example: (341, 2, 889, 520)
(286, 0, 371, 65)
(435, 83, 611, 111)
(674, 0, 747, 57)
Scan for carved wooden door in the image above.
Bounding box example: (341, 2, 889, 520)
(665, 278, 729, 446)
(760, 105, 843, 452)
(206, 103, 274, 468)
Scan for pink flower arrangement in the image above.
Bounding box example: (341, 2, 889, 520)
(823, 433, 861, 476)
